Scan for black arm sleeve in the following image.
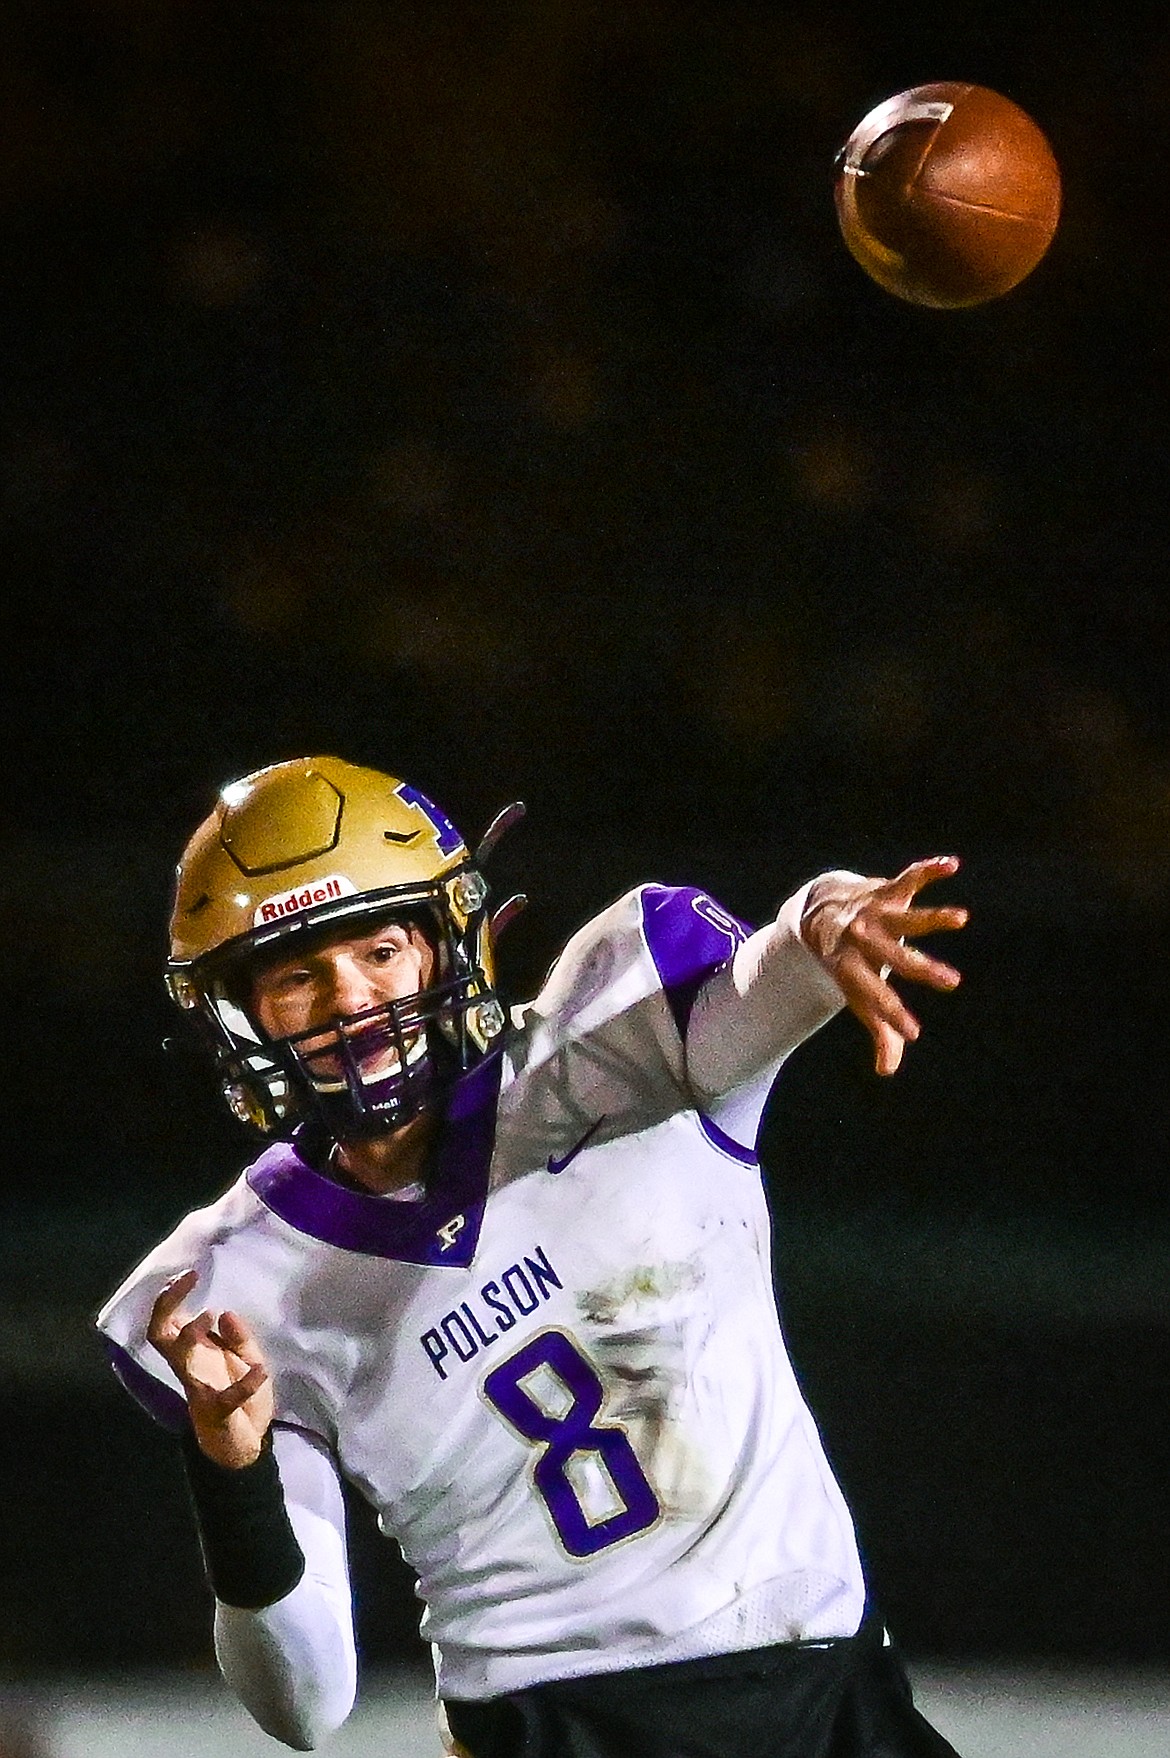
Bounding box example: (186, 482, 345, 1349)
(180, 1426, 307, 1610)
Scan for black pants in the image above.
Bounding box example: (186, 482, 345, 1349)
(444, 1624, 963, 1758)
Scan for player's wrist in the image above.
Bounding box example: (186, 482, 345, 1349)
(193, 1428, 266, 1471)
(180, 1425, 306, 1609)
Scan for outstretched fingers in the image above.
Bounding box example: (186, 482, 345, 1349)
(836, 944, 922, 1045)
(852, 859, 967, 994)
(848, 912, 963, 992)
(147, 1278, 265, 1399)
(886, 899, 967, 942)
(883, 854, 962, 906)
(801, 853, 966, 1076)
(835, 952, 920, 1078)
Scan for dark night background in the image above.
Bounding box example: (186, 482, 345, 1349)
(2, 0, 1169, 1688)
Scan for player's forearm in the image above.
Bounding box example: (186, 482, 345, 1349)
(215, 1572, 358, 1751)
(685, 878, 849, 1101)
(181, 1426, 306, 1608)
(182, 1424, 357, 1749)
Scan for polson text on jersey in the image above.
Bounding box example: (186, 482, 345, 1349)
(420, 1245, 563, 1379)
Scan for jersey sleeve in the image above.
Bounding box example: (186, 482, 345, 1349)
(685, 879, 847, 1147)
(95, 1207, 230, 1431)
(506, 883, 842, 1157)
(637, 880, 846, 1151)
(509, 885, 747, 1124)
(636, 883, 756, 1040)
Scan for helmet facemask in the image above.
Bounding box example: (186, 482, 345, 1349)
(166, 759, 520, 1143)
(174, 880, 505, 1141)
(233, 900, 502, 1132)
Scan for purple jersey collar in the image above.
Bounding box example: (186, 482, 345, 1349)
(246, 1050, 503, 1266)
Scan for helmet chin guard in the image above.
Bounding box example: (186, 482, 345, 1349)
(166, 758, 517, 1141)
(285, 993, 442, 1139)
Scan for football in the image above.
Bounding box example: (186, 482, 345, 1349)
(833, 83, 1062, 308)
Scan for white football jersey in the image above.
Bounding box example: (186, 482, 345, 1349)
(98, 884, 865, 1700)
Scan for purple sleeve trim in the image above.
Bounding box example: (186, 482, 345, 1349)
(698, 1113, 760, 1167)
(639, 886, 753, 1040)
(103, 1336, 188, 1433)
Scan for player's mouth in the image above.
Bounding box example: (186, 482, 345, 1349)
(298, 1019, 428, 1091)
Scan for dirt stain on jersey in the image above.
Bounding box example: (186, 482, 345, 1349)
(575, 1258, 700, 1327)
(576, 1259, 713, 1520)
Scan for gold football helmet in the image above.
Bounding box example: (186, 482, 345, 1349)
(166, 756, 522, 1137)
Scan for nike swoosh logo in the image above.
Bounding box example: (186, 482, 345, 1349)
(547, 1118, 603, 1175)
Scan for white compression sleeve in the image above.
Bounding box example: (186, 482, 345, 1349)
(214, 1425, 358, 1751)
(685, 879, 847, 1143)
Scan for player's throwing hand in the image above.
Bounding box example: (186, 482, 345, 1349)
(147, 1270, 274, 1469)
(800, 855, 967, 1076)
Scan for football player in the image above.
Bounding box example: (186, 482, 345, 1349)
(98, 756, 968, 1757)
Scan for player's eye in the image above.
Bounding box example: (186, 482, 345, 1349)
(276, 968, 314, 991)
(368, 941, 404, 964)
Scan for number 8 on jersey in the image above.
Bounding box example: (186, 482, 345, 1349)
(482, 1330, 660, 1558)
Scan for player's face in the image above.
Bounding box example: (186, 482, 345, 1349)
(250, 920, 436, 1085)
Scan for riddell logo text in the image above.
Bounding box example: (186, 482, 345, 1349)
(254, 875, 357, 926)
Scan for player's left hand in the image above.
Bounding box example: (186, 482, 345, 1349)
(147, 1269, 275, 1469)
(800, 855, 967, 1075)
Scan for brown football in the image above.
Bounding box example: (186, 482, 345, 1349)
(834, 83, 1062, 308)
